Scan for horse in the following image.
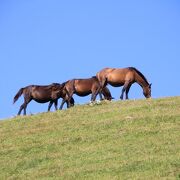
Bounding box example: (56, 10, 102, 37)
(96, 67, 151, 99)
(59, 76, 113, 109)
(13, 83, 70, 115)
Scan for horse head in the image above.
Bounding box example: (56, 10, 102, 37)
(143, 83, 152, 98)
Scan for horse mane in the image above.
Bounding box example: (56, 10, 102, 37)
(128, 67, 149, 85)
(60, 82, 66, 87)
(92, 76, 97, 79)
(51, 83, 60, 86)
(51, 82, 66, 90)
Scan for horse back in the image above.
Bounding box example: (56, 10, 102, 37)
(30, 85, 53, 100)
(97, 67, 114, 76)
(107, 68, 135, 85)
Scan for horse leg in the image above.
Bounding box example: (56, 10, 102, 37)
(23, 97, 32, 115)
(91, 86, 98, 102)
(99, 77, 107, 88)
(96, 77, 107, 101)
(91, 92, 96, 102)
(54, 100, 58, 111)
(99, 78, 107, 99)
(125, 84, 132, 100)
(17, 94, 26, 115)
(69, 97, 75, 107)
(67, 92, 74, 108)
(63, 83, 74, 109)
(17, 95, 31, 115)
(120, 82, 130, 100)
(18, 103, 25, 115)
(23, 103, 27, 115)
(48, 101, 54, 111)
(65, 101, 69, 108)
(60, 91, 74, 109)
(94, 88, 101, 101)
(98, 87, 103, 101)
(99, 93, 103, 101)
(59, 99, 66, 110)
(65, 100, 73, 108)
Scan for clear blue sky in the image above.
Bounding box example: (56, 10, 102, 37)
(0, 0, 180, 119)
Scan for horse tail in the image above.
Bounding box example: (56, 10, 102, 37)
(13, 88, 24, 104)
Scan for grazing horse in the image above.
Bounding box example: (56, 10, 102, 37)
(60, 77, 113, 109)
(96, 67, 151, 99)
(13, 83, 69, 115)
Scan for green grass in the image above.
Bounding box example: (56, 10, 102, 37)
(0, 97, 180, 179)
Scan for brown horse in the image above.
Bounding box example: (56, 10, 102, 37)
(13, 83, 70, 115)
(60, 76, 113, 109)
(96, 67, 151, 99)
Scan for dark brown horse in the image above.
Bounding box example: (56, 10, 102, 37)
(96, 67, 151, 99)
(60, 76, 113, 109)
(13, 83, 70, 115)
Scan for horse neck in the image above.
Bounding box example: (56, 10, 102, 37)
(135, 72, 149, 89)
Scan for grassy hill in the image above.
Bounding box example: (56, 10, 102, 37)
(0, 97, 179, 179)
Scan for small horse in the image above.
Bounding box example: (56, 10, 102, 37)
(60, 77, 113, 109)
(13, 83, 69, 115)
(96, 67, 151, 99)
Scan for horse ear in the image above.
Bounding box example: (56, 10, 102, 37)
(149, 83, 152, 88)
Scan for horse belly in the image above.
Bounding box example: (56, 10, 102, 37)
(75, 92, 91, 97)
(75, 89, 91, 97)
(75, 82, 92, 97)
(107, 74, 125, 87)
(108, 81, 124, 87)
(34, 98, 49, 103)
(32, 91, 52, 103)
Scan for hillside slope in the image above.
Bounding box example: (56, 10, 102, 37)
(0, 97, 180, 179)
